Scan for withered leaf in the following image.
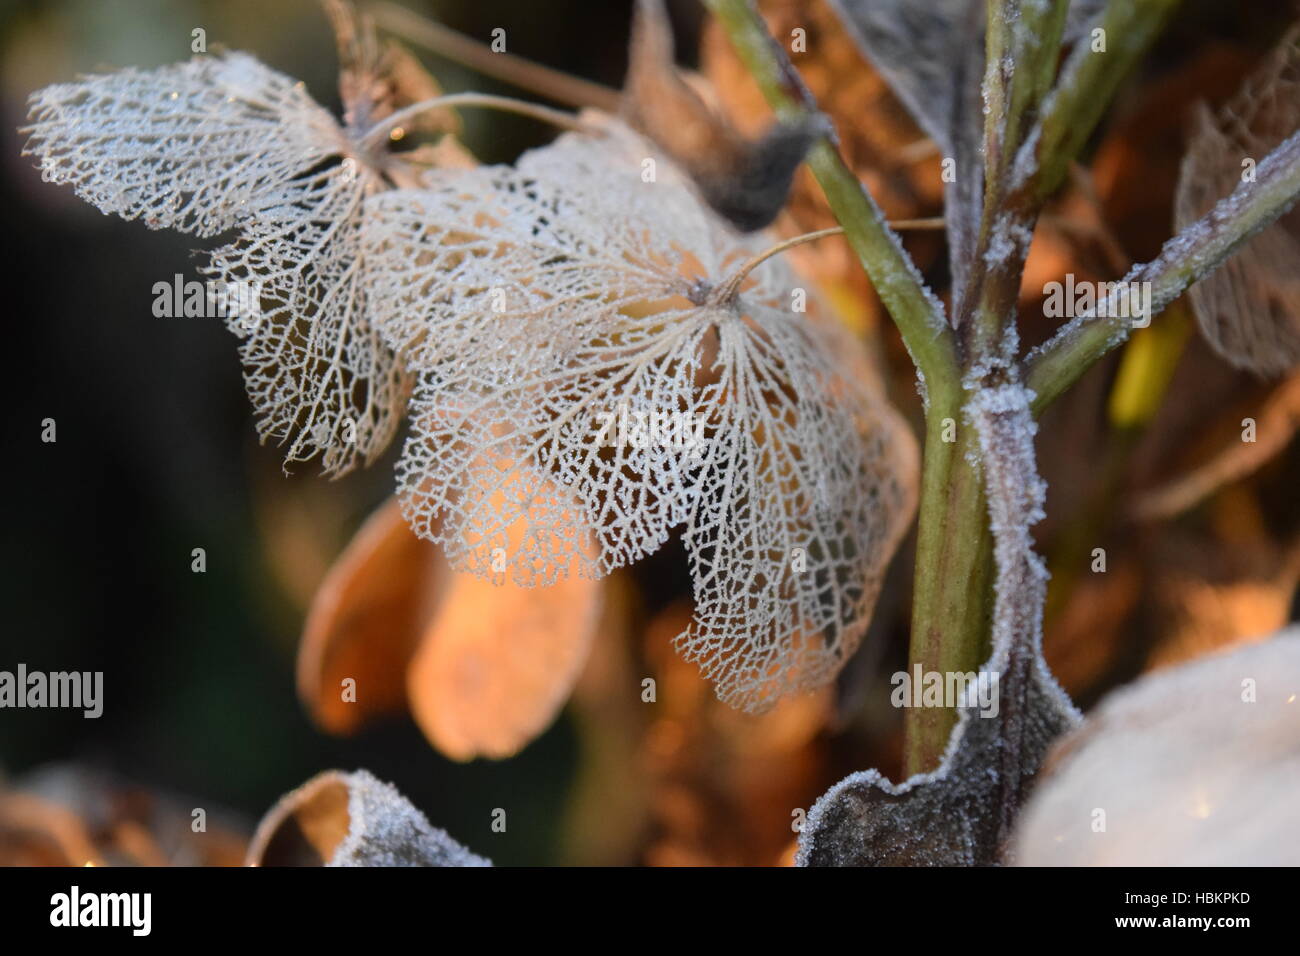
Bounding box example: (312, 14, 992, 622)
(1176, 26, 1300, 376)
(363, 118, 920, 712)
(623, 0, 823, 231)
(823, 0, 985, 313)
(298, 498, 437, 735)
(407, 480, 604, 761)
(799, 383, 1080, 866)
(299, 493, 604, 760)
(247, 769, 490, 866)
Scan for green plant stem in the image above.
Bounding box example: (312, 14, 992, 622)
(964, 0, 1069, 352)
(1032, 0, 1182, 202)
(706, 0, 978, 773)
(1026, 130, 1300, 414)
(905, 406, 995, 775)
(703, 0, 958, 396)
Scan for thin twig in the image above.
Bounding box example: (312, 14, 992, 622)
(1130, 373, 1300, 521)
(712, 219, 945, 304)
(368, 1, 621, 111)
(361, 92, 597, 147)
(704, 0, 958, 393)
(1026, 130, 1300, 415)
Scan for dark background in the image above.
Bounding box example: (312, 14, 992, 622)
(0, 0, 661, 866)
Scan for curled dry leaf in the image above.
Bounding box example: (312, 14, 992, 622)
(298, 497, 436, 734)
(407, 484, 603, 760)
(298, 496, 602, 760)
(362, 117, 920, 711)
(1014, 629, 1300, 865)
(622, 0, 825, 232)
(1176, 27, 1300, 376)
(247, 769, 489, 867)
(21, 4, 457, 473)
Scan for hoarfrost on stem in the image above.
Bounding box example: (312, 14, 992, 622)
(799, 352, 1078, 866)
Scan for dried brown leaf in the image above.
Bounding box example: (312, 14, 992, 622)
(297, 498, 437, 734)
(407, 482, 604, 761)
(623, 0, 823, 231)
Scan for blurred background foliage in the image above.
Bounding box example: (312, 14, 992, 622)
(1, 0, 1298, 866)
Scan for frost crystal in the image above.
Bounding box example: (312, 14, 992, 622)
(23, 45, 436, 473)
(363, 119, 920, 711)
(329, 770, 490, 867)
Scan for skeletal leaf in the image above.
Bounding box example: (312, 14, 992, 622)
(623, 0, 824, 231)
(1014, 630, 1300, 866)
(22, 10, 452, 473)
(247, 769, 490, 867)
(24, 53, 345, 236)
(799, 381, 1079, 865)
(363, 117, 919, 711)
(1176, 27, 1300, 376)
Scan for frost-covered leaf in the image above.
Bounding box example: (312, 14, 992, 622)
(201, 155, 411, 475)
(1014, 629, 1300, 866)
(824, 0, 1096, 152)
(363, 118, 919, 711)
(247, 769, 490, 867)
(798, 381, 1078, 865)
(823, 0, 978, 155)
(1176, 27, 1300, 376)
(21, 7, 451, 473)
(24, 52, 345, 236)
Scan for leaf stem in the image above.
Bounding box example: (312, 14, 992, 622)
(703, 0, 959, 396)
(706, 0, 971, 774)
(361, 92, 597, 146)
(1030, 0, 1182, 203)
(712, 220, 945, 304)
